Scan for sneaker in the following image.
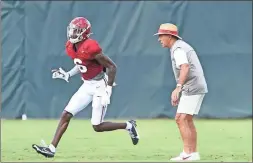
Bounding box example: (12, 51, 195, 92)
(170, 152, 200, 161)
(32, 144, 55, 158)
(127, 120, 139, 145)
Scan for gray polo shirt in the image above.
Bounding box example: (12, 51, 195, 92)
(170, 40, 208, 95)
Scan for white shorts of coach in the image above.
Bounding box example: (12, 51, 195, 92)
(64, 78, 107, 125)
(177, 94, 205, 115)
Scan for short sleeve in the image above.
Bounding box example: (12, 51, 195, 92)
(173, 48, 188, 68)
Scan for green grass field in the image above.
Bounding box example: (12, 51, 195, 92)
(1, 119, 252, 162)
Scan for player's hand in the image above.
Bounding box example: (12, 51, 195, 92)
(171, 87, 181, 106)
(52, 67, 70, 82)
(101, 85, 112, 106)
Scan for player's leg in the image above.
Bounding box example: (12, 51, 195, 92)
(91, 96, 131, 131)
(32, 83, 93, 157)
(91, 103, 126, 131)
(90, 84, 139, 145)
(50, 90, 93, 150)
(170, 94, 204, 161)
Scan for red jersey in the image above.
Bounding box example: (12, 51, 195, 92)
(65, 39, 104, 80)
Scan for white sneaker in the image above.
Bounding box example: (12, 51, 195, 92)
(170, 152, 200, 161)
(170, 152, 185, 161)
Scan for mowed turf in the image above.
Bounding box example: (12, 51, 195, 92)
(1, 119, 252, 162)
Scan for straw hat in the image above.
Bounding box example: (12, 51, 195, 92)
(154, 23, 182, 39)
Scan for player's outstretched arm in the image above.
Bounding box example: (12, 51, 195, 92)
(67, 65, 80, 77)
(94, 53, 116, 86)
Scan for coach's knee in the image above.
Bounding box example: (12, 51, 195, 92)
(175, 113, 187, 125)
(92, 124, 103, 132)
(176, 113, 193, 125)
(175, 113, 181, 124)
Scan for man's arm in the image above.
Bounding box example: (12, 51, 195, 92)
(174, 48, 190, 86)
(171, 49, 190, 106)
(94, 53, 116, 86)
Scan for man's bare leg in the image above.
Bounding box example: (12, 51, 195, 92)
(92, 120, 139, 145)
(92, 122, 127, 132)
(32, 114, 139, 158)
(175, 114, 186, 145)
(47, 112, 134, 152)
(32, 110, 73, 158)
(51, 111, 73, 148)
(171, 114, 200, 161)
(188, 117, 197, 152)
(176, 113, 195, 154)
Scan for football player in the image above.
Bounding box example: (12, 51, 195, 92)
(32, 17, 139, 158)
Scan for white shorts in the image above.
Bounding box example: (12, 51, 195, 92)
(64, 78, 107, 125)
(177, 94, 205, 115)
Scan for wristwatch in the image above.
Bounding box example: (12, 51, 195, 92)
(176, 84, 182, 88)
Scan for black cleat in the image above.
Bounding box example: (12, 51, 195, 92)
(127, 120, 140, 145)
(32, 144, 55, 158)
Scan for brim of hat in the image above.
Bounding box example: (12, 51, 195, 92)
(153, 32, 182, 40)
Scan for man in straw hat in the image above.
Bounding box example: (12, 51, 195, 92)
(154, 23, 208, 161)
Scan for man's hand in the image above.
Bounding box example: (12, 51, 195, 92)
(171, 86, 182, 106)
(101, 85, 112, 106)
(52, 68, 70, 82)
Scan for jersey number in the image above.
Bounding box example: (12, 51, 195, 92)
(74, 58, 87, 73)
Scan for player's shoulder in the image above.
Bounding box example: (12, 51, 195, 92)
(80, 38, 102, 54)
(81, 38, 101, 48)
(78, 39, 102, 60)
